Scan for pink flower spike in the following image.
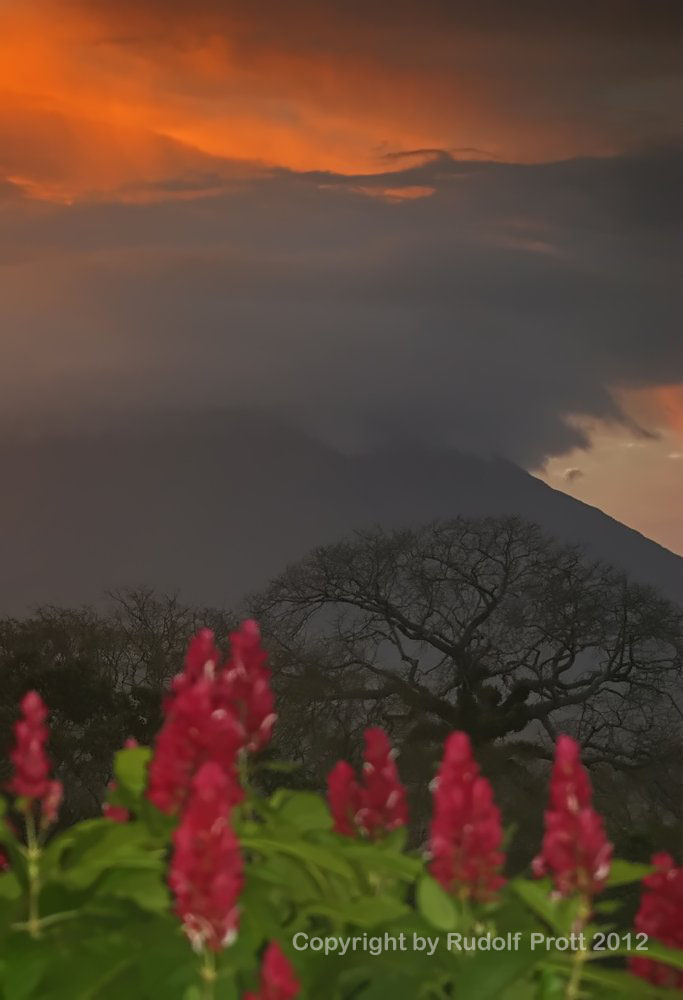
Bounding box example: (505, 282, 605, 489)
(327, 761, 361, 836)
(356, 728, 408, 837)
(9, 691, 62, 826)
(171, 629, 221, 698)
(630, 853, 683, 990)
(327, 728, 408, 839)
(148, 622, 274, 813)
(243, 941, 300, 1000)
(148, 671, 244, 814)
(532, 735, 612, 898)
(221, 619, 276, 752)
(429, 731, 505, 902)
(169, 761, 243, 952)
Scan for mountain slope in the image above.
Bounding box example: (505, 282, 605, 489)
(1, 411, 681, 614)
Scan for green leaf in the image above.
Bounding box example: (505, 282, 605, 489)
(256, 761, 301, 774)
(569, 963, 678, 997)
(93, 867, 171, 914)
(0, 873, 21, 901)
(56, 821, 163, 890)
(41, 829, 79, 880)
(274, 792, 332, 832)
(241, 836, 355, 881)
(338, 843, 422, 880)
(0, 934, 48, 1000)
(416, 875, 457, 931)
(302, 894, 411, 928)
(380, 827, 407, 853)
(510, 878, 582, 936)
(605, 860, 653, 888)
(114, 747, 152, 800)
(452, 945, 540, 1000)
(589, 938, 683, 971)
(0, 821, 28, 889)
(357, 968, 434, 1000)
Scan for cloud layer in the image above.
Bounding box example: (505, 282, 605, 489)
(1, 144, 681, 466)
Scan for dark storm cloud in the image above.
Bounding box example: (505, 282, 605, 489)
(0, 145, 680, 466)
(78, 0, 683, 42)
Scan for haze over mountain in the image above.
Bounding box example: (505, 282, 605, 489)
(2, 410, 681, 617)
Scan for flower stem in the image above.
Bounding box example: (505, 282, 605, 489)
(24, 808, 42, 939)
(199, 948, 216, 1000)
(565, 897, 591, 1000)
(12, 909, 79, 933)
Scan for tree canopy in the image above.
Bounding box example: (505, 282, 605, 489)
(250, 516, 683, 776)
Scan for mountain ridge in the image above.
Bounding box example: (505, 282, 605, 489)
(1, 410, 681, 614)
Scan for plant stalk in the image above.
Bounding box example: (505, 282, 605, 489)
(200, 948, 217, 1000)
(565, 896, 591, 1000)
(24, 808, 42, 939)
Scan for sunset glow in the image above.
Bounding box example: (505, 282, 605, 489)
(3, 1, 681, 201)
(0, 0, 681, 557)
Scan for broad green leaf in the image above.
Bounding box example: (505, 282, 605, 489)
(0, 934, 48, 1000)
(302, 894, 410, 928)
(452, 944, 540, 1000)
(113, 747, 152, 800)
(0, 822, 28, 889)
(338, 843, 422, 880)
(241, 836, 355, 881)
(274, 791, 332, 832)
(257, 761, 301, 774)
(589, 938, 683, 971)
(606, 860, 653, 888)
(566, 962, 678, 997)
(357, 968, 435, 1000)
(510, 878, 582, 936)
(380, 827, 407, 853)
(94, 867, 171, 914)
(417, 875, 457, 931)
(0, 873, 21, 901)
(56, 821, 163, 890)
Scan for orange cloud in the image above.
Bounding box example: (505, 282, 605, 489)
(619, 385, 683, 440)
(654, 386, 683, 435)
(1, 0, 680, 203)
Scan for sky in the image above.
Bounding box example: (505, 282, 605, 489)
(1, 0, 682, 553)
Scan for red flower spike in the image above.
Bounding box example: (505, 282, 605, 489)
(0, 848, 9, 873)
(148, 622, 275, 813)
(148, 674, 244, 814)
(532, 734, 612, 897)
(243, 941, 300, 1000)
(102, 802, 130, 823)
(170, 629, 221, 699)
(630, 853, 683, 990)
(327, 761, 362, 836)
(327, 728, 408, 839)
(429, 731, 505, 902)
(41, 781, 63, 825)
(356, 728, 408, 836)
(9, 691, 62, 825)
(169, 761, 243, 952)
(220, 620, 276, 752)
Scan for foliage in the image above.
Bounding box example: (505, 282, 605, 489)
(250, 515, 683, 863)
(0, 589, 236, 824)
(1, 621, 683, 999)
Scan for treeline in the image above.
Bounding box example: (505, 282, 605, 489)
(2, 516, 682, 866)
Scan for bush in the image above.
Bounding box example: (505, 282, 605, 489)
(0, 622, 682, 999)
